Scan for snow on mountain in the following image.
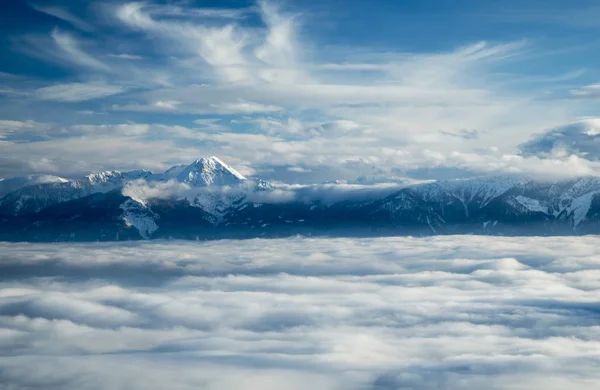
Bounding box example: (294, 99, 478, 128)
(436, 176, 524, 208)
(408, 176, 524, 217)
(1, 180, 94, 215)
(172, 156, 246, 186)
(188, 188, 245, 223)
(0, 158, 247, 217)
(85, 170, 153, 188)
(117, 158, 252, 234)
(555, 177, 600, 227)
(118, 158, 252, 229)
(120, 199, 158, 239)
(159, 164, 188, 180)
(568, 192, 596, 228)
(512, 195, 549, 214)
(0, 169, 154, 215)
(5, 158, 600, 239)
(0, 175, 69, 197)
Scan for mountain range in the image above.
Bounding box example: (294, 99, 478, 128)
(1, 156, 600, 241)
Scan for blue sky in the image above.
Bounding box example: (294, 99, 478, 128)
(2, 0, 600, 182)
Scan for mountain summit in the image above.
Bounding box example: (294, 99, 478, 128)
(174, 156, 246, 187)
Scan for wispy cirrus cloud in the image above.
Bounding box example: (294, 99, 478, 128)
(50, 28, 108, 71)
(30, 3, 94, 32)
(106, 53, 144, 60)
(35, 83, 128, 102)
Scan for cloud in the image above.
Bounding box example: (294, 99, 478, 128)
(288, 166, 311, 173)
(1, 117, 598, 182)
(0, 120, 47, 140)
(114, 1, 307, 84)
(2, 235, 600, 389)
(0, 123, 211, 177)
(106, 53, 144, 60)
(147, 4, 251, 20)
(120, 178, 406, 206)
(440, 129, 480, 140)
(444, 151, 600, 180)
(192, 118, 226, 132)
(50, 28, 108, 71)
(112, 100, 282, 115)
(153, 100, 181, 110)
(569, 84, 600, 99)
(3, 118, 598, 182)
(35, 83, 128, 102)
(31, 4, 94, 32)
(0, 174, 67, 197)
(0, 0, 594, 183)
(519, 119, 600, 160)
(115, 2, 254, 83)
(210, 101, 283, 114)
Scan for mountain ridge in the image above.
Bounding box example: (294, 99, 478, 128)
(2, 157, 600, 241)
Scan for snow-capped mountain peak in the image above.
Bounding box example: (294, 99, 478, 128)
(174, 156, 246, 187)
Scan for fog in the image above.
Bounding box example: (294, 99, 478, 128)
(1, 236, 600, 389)
(122, 178, 410, 206)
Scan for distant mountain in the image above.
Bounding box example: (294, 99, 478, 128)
(0, 169, 153, 215)
(2, 157, 600, 241)
(166, 156, 246, 186)
(0, 175, 69, 197)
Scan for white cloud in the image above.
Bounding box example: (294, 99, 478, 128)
(0, 120, 46, 139)
(444, 151, 600, 180)
(570, 84, 600, 98)
(116, 3, 253, 83)
(288, 166, 311, 172)
(146, 4, 251, 20)
(31, 4, 94, 32)
(120, 178, 405, 206)
(210, 101, 283, 114)
(113, 99, 282, 115)
(153, 100, 181, 110)
(192, 118, 226, 132)
(50, 28, 108, 71)
(106, 53, 144, 60)
(3, 117, 598, 182)
(519, 119, 600, 160)
(0, 124, 207, 177)
(35, 83, 127, 102)
(2, 236, 600, 389)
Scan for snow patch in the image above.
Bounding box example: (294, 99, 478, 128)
(568, 193, 596, 228)
(120, 200, 158, 239)
(513, 195, 548, 214)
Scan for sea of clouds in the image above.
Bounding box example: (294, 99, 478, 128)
(2, 235, 600, 389)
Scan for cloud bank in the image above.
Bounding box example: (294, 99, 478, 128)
(121, 178, 412, 206)
(2, 236, 600, 389)
(520, 119, 600, 160)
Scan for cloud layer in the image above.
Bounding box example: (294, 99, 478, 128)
(2, 236, 600, 389)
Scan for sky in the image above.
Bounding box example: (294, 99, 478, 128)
(3, 235, 600, 389)
(2, 0, 600, 183)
